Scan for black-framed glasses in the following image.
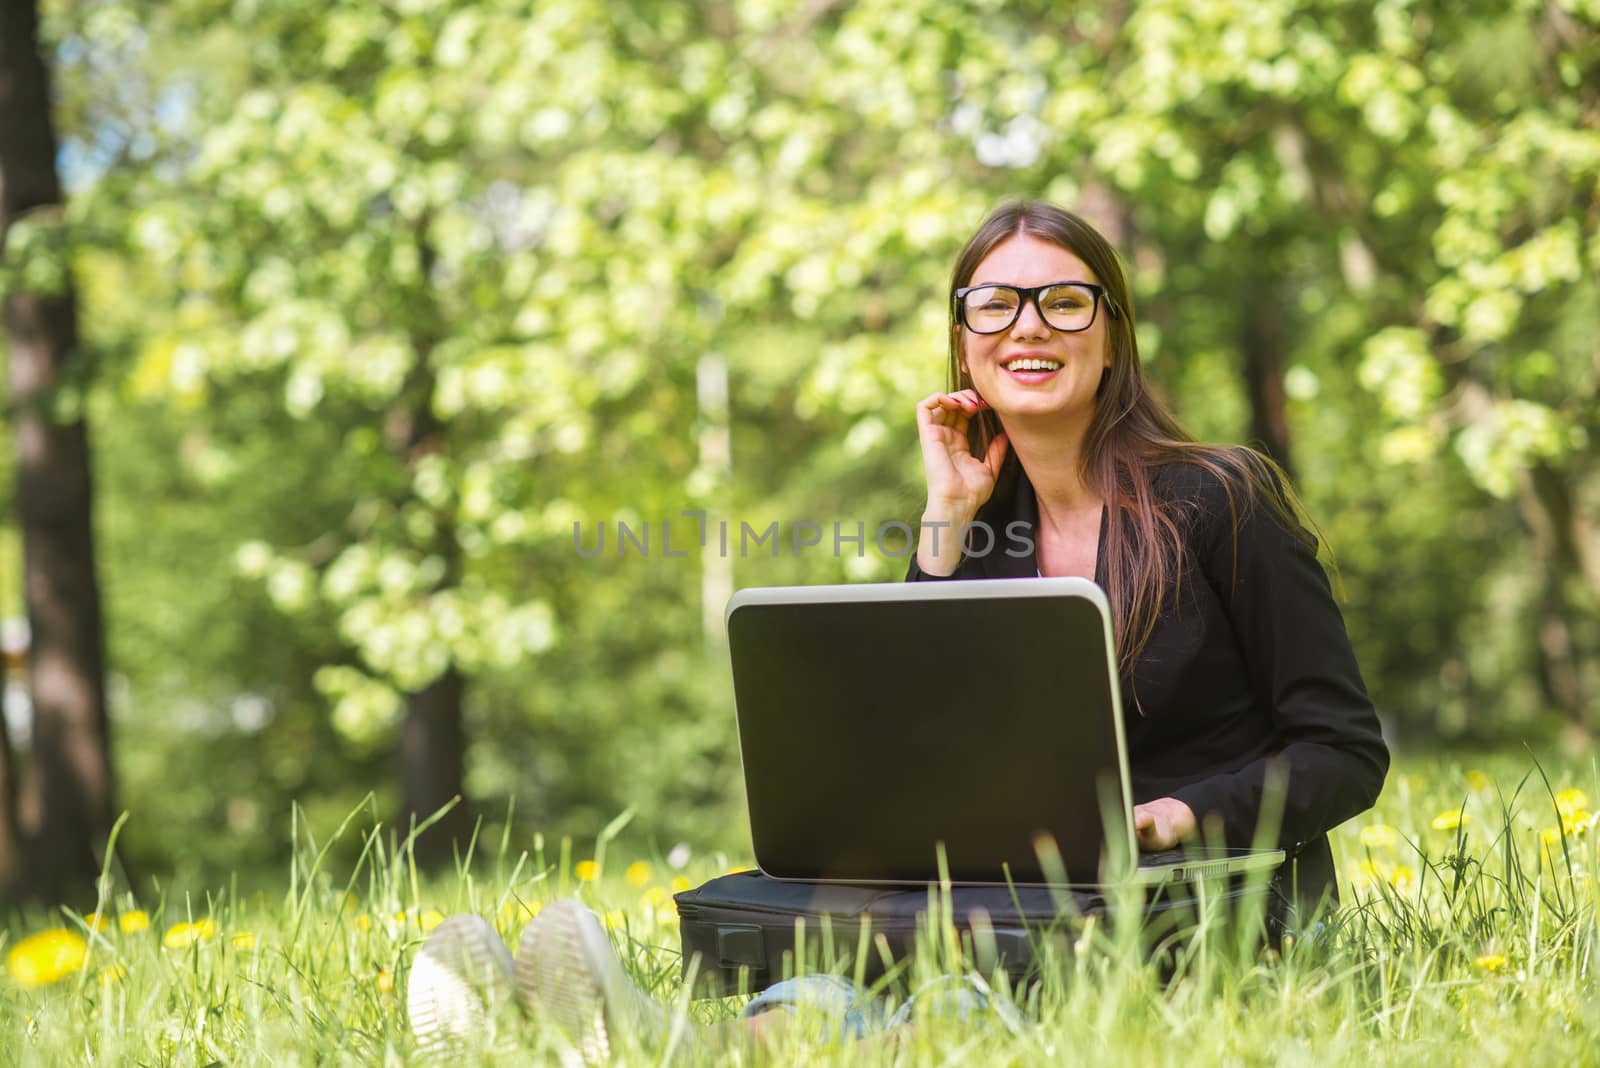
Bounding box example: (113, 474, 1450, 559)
(954, 281, 1121, 335)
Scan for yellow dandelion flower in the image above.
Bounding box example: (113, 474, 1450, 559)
(1387, 865, 1415, 891)
(96, 963, 127, 986)
(1539, 826, 1567, 867)
(230, 931, 257, 950)
(1431, 811, 1470, 832)
(1359, 824, 1399, 849)
(574, 860, 599, 882)
(639, 886, 676, 922)
(118, 911, 149, 934)
(1561, 810, 1595, 837)
(377, 969, 394, 993)
(84, 912, 110, 933)
(670, 876, 692, 894)
(7, 929, 89, 989)
(355, 914, 372, 931)
(601, 909, 628, 930)
(162, 919, 218, 950)
(497, 899, 541, 931)
(625, 861, 654, 887)
(1475, 953, 1507, 972)
(1465, 770, 1489, 791)
(1348, 860, 1383, 888)
(419, 910, 445, 933)
(1555, 789, 1589, 816)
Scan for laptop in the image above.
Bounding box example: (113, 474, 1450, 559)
(724, 576, 1284, 888)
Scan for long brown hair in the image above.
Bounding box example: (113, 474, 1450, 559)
(948, 199, 1329, 685)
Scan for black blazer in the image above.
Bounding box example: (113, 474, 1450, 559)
(906, 450, 1390, 913)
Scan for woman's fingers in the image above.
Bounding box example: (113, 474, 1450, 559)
(918, 393, 972, 429)
(941, 390, 987, 414)
(917, 392, 990, 431)
(953, 388, 989, 410)
(917, 392, 956, 421)
(919, 390, 988, 412)
(1132, 804, 1171, 851)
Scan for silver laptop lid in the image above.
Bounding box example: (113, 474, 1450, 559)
(724, 577, 1138, 884)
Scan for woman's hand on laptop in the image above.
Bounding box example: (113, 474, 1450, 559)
(1133, 798, 1197, 851)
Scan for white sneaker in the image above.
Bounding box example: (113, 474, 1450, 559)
(513, 900, 669, 1061)
(406, 914, 517, 1055)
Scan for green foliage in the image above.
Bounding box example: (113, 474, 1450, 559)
(0, 209, 74, 299)
(7, 0, 1597, 879)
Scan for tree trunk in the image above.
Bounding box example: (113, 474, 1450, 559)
(1516, 462, 1598, 738)
(1, 0, 117, 905)
(385, 229, 471, 867)
(398, 664, 468, 866)
(1238, 278, 1295, 477)
(0, 672, 20, 896)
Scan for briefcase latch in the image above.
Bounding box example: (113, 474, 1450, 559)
(716, 925, 767, 969)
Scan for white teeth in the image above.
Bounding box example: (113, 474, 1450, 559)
(1005, 359, 1062, 372)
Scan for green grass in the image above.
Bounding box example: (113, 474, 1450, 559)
(3, 750, 1599, 1066)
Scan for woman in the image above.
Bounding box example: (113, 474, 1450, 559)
(909, 200, 1388, 918)
(406, 199, 1389, 1057)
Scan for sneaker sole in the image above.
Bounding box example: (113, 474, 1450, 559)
(514, 901, 619, 1062)
(407, 915, 516, 1054)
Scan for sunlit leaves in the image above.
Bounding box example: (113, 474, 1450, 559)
(1359, 329, 1444, 421)
(1454, 400, 1578, 499)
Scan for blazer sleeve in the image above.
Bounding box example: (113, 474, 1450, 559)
(1166, 466, 1390, 853)
(904, 554, 968, 581)
(903, 518, 983, 580)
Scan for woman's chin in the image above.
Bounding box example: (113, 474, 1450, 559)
(991, 390, 1069, 411)
(988, 392, 1095, 423)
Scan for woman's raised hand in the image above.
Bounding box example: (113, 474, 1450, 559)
(916, 389, 1010, 521)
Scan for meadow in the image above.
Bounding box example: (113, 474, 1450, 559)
(4, 749, 1598, 1067)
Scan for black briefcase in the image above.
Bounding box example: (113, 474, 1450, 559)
(674, 869, 1272, 998)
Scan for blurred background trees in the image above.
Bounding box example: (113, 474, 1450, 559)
(2, 0, 117, 904)
(0, 0, 1594, 895)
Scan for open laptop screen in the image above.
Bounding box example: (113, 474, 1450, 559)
(726, 578, 1132, 884)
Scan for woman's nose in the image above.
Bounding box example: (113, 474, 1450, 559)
(1010, 300, 1051, 338)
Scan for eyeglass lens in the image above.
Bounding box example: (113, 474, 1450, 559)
(962, 284, 1099, 333)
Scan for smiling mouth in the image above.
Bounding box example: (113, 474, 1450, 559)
(1001, 357, 1063, 378)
